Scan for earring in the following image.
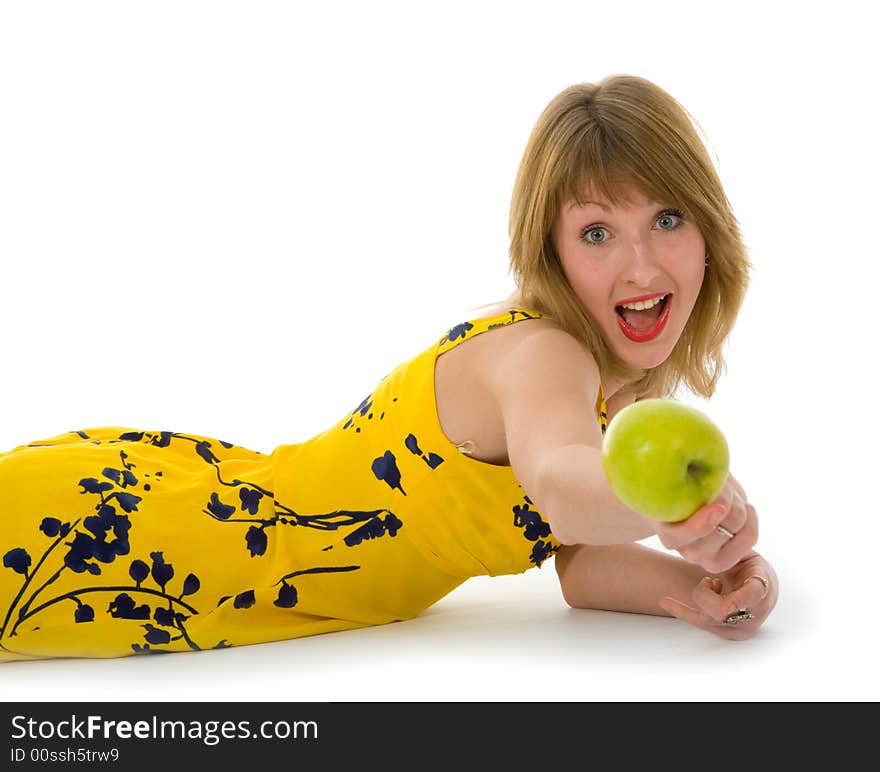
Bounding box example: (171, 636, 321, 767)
(704, 253, 710, 266)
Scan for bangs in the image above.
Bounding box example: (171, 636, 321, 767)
(557, 123, 701, 218)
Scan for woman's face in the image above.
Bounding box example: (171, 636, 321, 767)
(551, 186, 706, 371)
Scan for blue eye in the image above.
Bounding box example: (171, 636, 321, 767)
(657, 210, 685, 230)
(579, 208, 686, 247)
(583, 226, 608, 244)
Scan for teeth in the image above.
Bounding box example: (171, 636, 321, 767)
(619, 295, 667, 311)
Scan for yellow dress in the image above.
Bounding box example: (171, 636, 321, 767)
(0, 307, 607, 661)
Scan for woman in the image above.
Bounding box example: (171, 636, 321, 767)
(0, 74, 777, 661)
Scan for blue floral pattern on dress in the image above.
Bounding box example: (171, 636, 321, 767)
(512, 494, 559, 568)
(1, 429, 402, 656)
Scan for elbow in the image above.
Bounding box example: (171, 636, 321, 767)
(532, 444, 606, 547)
(534, 469, 583, 547)
(554, 547, 587, 608)
(546, 505, 606, 547)
(547, 515, 580, 547)
(535, 448, 656, 546)
(559, 579, 585, 609)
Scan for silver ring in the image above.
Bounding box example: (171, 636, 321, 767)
(716, 525, 736, 539)
(723, 608, 754, 626)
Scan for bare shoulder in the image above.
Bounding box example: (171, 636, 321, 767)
(441, 311, 581, 384)
(434, 312, 592, 467)
(482, 316, 601, 398)
(481, 317, 604, 492)
(482, 318, 603, 449)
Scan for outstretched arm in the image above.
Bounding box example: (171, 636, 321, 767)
(486, 325, 757, 575)
(554, 541, 778, 639)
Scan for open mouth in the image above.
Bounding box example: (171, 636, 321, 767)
(615, 294, 672, 342)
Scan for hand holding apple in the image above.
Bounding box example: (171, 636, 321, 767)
(601, 398, 730, 523)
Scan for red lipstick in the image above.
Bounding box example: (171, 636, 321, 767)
(616, 295, 672, 343)
(615, 291, 668, 306)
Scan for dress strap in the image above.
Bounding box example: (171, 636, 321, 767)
(437, 305, 606, 438)
(595, 381, 608, 436)
(437, 307, 545, 355)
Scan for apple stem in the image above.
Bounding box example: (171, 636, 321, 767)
(687, 462, 705, 478)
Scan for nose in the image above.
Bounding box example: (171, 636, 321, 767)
(621, 245, 661, 287)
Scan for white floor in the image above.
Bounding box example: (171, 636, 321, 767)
(0, 544, 851, 702)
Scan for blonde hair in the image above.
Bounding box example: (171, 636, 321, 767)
(505, 75, 751, 399)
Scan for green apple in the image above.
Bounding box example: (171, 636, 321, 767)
(601, 398, 729, 523)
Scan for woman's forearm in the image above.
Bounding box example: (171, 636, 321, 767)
(537, 444, 657, 545)
(554, 541, 720, 616)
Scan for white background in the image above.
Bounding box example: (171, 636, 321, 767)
(1, 0, 877, 701)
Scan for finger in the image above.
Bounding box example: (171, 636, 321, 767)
(727, 473, 746, 501)
(699, 482, 737, 529)
(680, 490, 753, 572)
(655, 486, 733, 549)
(721, 575, 769, 616)
(691, 576, 732, 622)
(659, 596, 713, 631)
(724, 492, 749, 534)
(689, 492, 748, 553)
(713, 506, 759, 572)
